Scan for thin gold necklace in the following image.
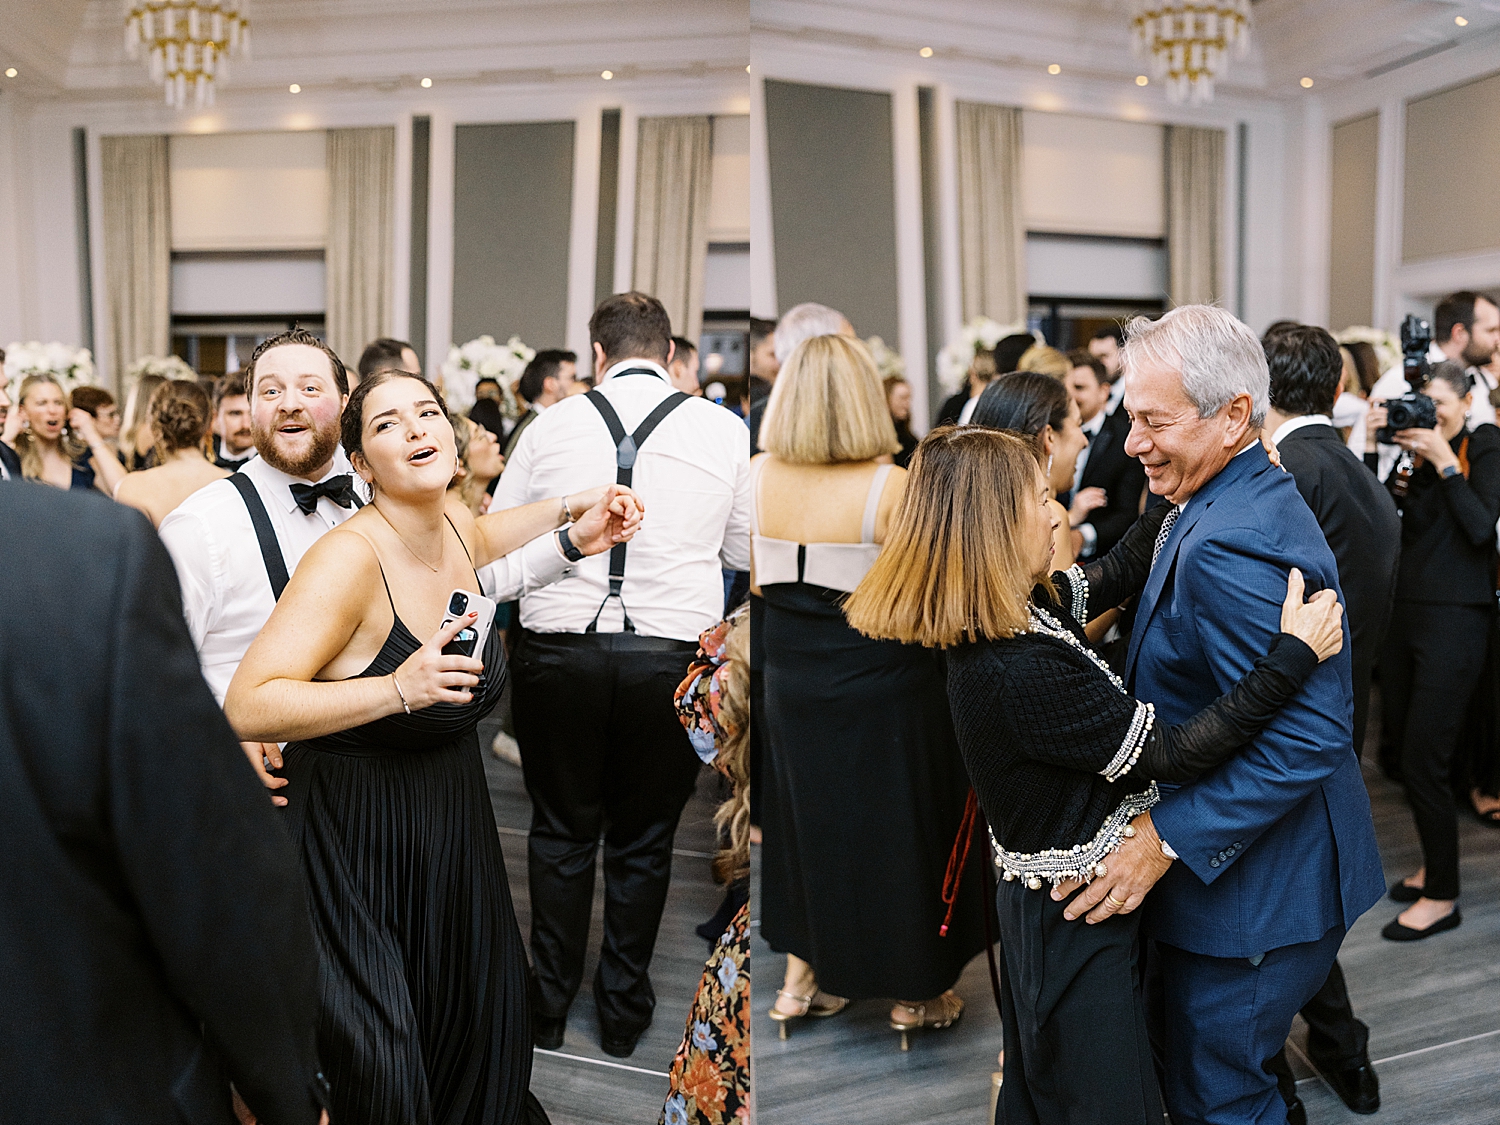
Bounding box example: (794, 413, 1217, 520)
(376, 504, 443, 573)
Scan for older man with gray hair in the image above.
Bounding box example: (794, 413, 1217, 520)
(749, 302, 855, 452)
(1056, 305, 1384, 1125)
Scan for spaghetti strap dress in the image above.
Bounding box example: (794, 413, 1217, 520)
(281, 532, 549, 1125)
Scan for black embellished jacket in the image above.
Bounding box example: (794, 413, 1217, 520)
(946, 504, 1321, 889)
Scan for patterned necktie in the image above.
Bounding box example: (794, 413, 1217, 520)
(1151, 504, 1183, 569)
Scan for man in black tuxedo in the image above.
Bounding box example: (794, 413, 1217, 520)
(1262, 323, 1399, 1121)
(1064, 350, 1147, 559)
(0, 482, 329, 1125)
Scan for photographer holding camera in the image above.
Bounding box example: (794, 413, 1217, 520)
(1364, 360, 1500, 941)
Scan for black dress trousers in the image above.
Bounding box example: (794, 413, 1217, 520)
(1381, 600, 1492, 900)
(511, 629, 703, 1034)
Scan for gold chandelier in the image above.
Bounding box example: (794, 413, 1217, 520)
(1131, 1, 1250, 105)
(124, 2, 250, 110)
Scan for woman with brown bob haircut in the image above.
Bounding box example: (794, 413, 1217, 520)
(755, 334, 987, 1047)
(844, 426, 1346, 1125)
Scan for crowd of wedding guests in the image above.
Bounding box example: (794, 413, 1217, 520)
(0, 292, 752, 1125)
(751, 289, 1500, 1125)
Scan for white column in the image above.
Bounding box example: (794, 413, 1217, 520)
(1371, 97, 1405, 332)
(390, 110, 413, 340)
(566, 103, 602, 357)
(613, 104, 639, 296)
(85, 125, 112, 389)
(890, 78, 930, 429)
(423, 109, 455, 377)
(933, 84, 962, 373)
(1295, 96, 1330, 329)
(1221, 118, 1241, 317)
(749, 73, 777, 319)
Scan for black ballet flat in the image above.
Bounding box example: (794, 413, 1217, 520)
(1381, 907, 1461, 942)
(1387, 879, 1423, 903)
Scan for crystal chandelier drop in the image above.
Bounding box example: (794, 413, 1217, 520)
(123, 2, 251, 110)
(1130, 1, 1250, 105)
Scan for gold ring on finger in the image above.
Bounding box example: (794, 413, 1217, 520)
(1105, 894, 1127, 910)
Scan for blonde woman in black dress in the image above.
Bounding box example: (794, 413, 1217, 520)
(227, 371, 642, 1125)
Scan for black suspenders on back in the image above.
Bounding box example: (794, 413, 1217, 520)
(583, 383, 690, 632)
(228, 472, 291, 601)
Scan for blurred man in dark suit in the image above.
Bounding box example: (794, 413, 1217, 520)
(1262, 322, 1399, 1120)
(1065, 349, 1147, 558)
(0, 481, 329, 1125)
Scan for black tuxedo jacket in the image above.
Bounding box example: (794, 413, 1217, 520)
(0, 438, 20, 479)
(1278, 422, 1401, 748)
(0, 483, 327, 1124)
(1077, 407, 1148, 557)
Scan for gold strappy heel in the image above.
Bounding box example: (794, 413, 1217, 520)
(889, 990, 964, 1051)
(767, 988, 849, 1039)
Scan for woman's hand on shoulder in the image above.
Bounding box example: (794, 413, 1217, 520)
(568, 483, 645, 555)
(1280, 568, 1343, 662)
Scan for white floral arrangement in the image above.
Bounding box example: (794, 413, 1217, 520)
(4, 340, 96, 400)
(934, 317, 1033, 394)
(441, 334, 532, 417)
(1334, 326, 1401, 376)
(863, 336, 906, 380)
(124, 354, 198, 395)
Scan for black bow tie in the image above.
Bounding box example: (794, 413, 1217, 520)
(290, 475, 360, 515)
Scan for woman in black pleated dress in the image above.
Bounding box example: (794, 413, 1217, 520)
(227, 371, 641, 1125)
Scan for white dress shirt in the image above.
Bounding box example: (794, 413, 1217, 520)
(1271, 413, 1333, 446)
(493, 358, 752, 642)
(1072, 409, 1109, 558)
(957, 395, 979, 425)
(160, 451, 570, 704)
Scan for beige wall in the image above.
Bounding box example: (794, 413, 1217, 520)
(1403, 70, 1500, 263)
(1328, 113, 1378, 331)
(169, 131, 327, 251)
(1021, 110, 1164, 239)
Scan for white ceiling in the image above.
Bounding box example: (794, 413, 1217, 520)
(0, 0, 750, 101)
(4, 0, 1497, 106)
(752, 0, 1500, 99)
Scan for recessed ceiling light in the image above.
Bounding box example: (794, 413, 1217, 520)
(1300, 76, 1314, 88)
(420, 77, 432, 88)
(288, 83, 301, 93)
(1048, 63, 1061, 75)
(919, 46, 934, 58)
(601, 70, 613, 80)
(1456, 15, 1469, 26)
(3, 68, 16, 79)
(1135, 75, 1149, 86)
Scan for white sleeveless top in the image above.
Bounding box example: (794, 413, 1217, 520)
(750, 460, 893, 594)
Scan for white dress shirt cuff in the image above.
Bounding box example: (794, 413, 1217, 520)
(480, 531, 577, 602)
(1077, 522, 1099, 559)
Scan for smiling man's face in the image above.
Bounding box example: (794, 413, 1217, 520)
(249, 343, 347, 480)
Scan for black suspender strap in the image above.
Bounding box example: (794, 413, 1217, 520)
(228, 472, 292, 601)
(582, 387, 691, 632)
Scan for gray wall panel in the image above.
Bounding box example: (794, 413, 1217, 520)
(764, 79, 900, 345)
(1404, 71, 1500, 262)
(452, 120, 575, 347)
(1329, 113, 1378, 331)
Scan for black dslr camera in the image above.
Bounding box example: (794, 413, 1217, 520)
(1377, 315, 1438, 443)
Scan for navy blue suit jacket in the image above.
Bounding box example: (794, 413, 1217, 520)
(1128, 445, 1385, 957)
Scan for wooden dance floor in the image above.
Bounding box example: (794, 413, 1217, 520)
(479, 711, 725, 1125)
(753, 689, 1500, 1124)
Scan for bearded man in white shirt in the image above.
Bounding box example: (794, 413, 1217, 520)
(495, 291, 752, 1059)
(161, 329, 596, 806)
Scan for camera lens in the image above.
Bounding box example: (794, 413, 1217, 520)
(449, 592, 468, 615)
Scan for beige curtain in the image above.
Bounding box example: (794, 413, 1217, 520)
(633, 115, 713, 340)
(1165, 125, 1225, 307)
(326, 127, 396, 367)
(101, 135, 171, 392)
(955, 101, 1027, 325)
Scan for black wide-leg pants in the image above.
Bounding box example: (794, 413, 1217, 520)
(1381, 600, 1492, 900)
(994, 878, 1163, 1125)
(511, 629, 703, 1034)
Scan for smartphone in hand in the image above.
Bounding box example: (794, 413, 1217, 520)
(439, 589, 498, 660)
